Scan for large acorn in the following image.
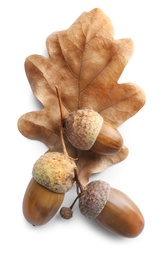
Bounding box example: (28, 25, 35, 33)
(79, 180, 144, 238)
(63, 109, 123, 155)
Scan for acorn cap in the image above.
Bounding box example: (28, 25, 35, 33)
(79, 180, 110, 219)
(60, 207, 73, 219)
(63, 109, 103, 150)
(32, 152, 76, 193)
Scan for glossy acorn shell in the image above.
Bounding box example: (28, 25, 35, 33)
(95, 187, 144, 238)
(23, 178, 64, 226)
(91, 121, 123, 155)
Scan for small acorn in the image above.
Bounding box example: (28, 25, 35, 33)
(23, 178, 64, 225)
(63, 109, 123, 155)
(32, 152, 76, 193)
(79, 180, 144, 238)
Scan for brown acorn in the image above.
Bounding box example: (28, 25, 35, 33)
(23, 178, 64, 226)
(63, 109, 123, 155)
(23, 152, 76, 225)
(79, 180, 144, 238)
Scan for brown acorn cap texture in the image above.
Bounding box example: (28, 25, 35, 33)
(79, 180, 110, 219)
(63, 109, 103, 150)
(32, 152, 76, 193)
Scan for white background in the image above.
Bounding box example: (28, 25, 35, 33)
(1, 0, 167, 259)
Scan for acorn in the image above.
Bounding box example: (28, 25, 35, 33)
(23, 152, 76, 225)
(79, 180, 144, 238)
(63, 109, 123, 155)
(32, 152, 76, 193)
(23, 178, 64, 225)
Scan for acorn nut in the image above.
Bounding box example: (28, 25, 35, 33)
(79, 180, 144, 238)
(32, 152, 76, 193)
(23, 178, 64, 225)
(63, 109, 123, 155)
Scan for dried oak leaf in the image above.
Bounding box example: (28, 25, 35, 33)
(18, 8, 146, 185)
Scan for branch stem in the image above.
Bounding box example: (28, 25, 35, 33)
(55, 85, 78, 162)
(74, 168, 84, 193)
(55, 85, 68, 157)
